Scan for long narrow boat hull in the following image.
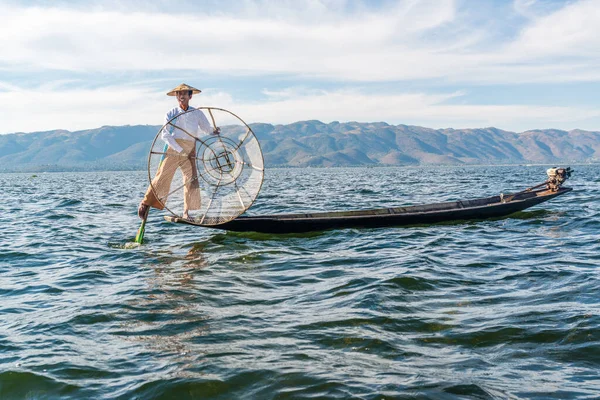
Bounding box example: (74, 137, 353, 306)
(165, 187, 571, 234)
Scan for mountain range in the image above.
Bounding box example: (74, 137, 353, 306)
(0, 121, 598, 172)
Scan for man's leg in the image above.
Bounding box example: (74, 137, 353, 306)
(180, 142, 201, 219)
(138, 150, 179, 218)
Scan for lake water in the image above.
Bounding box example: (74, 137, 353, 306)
(0, 166, 598, 399)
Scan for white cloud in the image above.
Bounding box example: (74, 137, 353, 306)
(513, 0, 539, 19)
(0, 0, 597, 84)
(0, 84, 169, 133)
(398, 0, 456, 32)
(0, 84, 597, 134)
(509, 0, 600, 58)
(0, 1, 488, 81)
(237, 89, 600, 131)
(0, 1, 599, 134)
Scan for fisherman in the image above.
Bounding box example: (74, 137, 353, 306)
(138, 83, 218, 221)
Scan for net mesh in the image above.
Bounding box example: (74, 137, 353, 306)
(147, 107, 264, 225)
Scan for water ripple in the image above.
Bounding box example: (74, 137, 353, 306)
(0, 166, 598, 398)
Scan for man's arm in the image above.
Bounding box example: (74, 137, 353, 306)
(198, 111, 219, 135)
(161, 112, 184, 153)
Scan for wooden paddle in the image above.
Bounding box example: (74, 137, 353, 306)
(134, 206, 149, 244)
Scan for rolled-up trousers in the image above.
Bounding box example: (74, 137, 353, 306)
(142, 139, 201, 211)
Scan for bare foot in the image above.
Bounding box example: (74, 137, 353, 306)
(182, 211, 194, 222)
(138, 202, 149, 219)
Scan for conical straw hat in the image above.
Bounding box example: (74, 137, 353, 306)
(167, 83, 201, 96)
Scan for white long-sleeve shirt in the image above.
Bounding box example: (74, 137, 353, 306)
(161, 106, 213, 153)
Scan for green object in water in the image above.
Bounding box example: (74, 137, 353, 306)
(134, 216, 147, 244)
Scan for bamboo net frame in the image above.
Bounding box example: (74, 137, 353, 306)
(146, 107, 264, 226)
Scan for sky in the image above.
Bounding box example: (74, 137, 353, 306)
(1, 0, 599, 134)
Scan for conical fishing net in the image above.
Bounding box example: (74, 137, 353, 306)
(147, 107, 264, 225)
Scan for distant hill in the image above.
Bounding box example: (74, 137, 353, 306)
(0, 121, 598, 172)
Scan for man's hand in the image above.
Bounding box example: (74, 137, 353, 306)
(212, 127, 221, 135)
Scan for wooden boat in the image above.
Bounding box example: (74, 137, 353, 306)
(165, 183, 572, 234)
